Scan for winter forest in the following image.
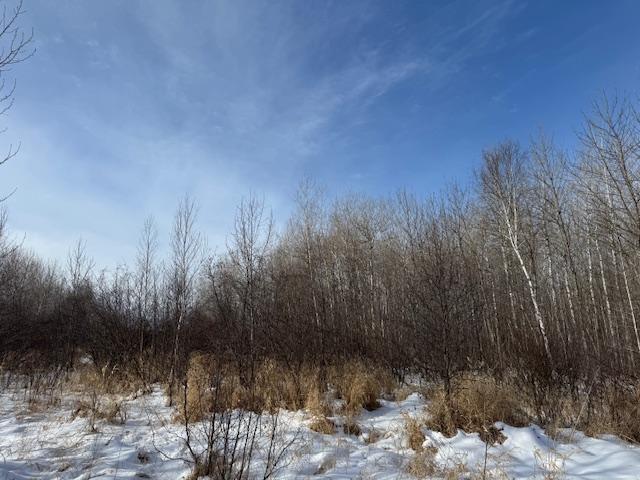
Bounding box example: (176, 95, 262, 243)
(3, 1, 640, 479)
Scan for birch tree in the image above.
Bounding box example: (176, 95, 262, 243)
(480, 141, 553, 367)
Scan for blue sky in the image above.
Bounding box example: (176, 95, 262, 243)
(3, 0, 640, 267)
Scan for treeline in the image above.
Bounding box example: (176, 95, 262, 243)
(2, 95, 640, 398)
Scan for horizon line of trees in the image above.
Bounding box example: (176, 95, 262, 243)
(2, 94, 640, 396)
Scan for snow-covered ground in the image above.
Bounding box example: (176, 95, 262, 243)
(1, 386, 640, 479)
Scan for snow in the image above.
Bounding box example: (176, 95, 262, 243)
(1, 388, 640, 479)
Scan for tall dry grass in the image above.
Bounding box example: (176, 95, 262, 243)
(423, 373, 640, 445)
(329, 360, 396, 413)
(425, 374, 528, 437)
(177, 353, 333, 422)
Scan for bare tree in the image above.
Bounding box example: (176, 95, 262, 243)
(578, 95, 640, 364)
(228, 194, 273, 382)
(134, 216, 159, 383)
(480, 141, 553, 367)
(0, 0, 34, 175)
(167, 196, 204, 405)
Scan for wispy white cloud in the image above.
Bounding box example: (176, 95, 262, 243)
(3, 0, 517, 267)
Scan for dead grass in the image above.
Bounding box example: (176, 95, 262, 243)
(26, 393, 61, 413)
(181, 353, 213, 422)
(309, 415, 336, 434)
(179, 355, 329, 420)
(423, 373, 640, 446)
(329, 361, 395, 414)
(175, 353, 255, 422)
(405, 445, 467, 479)
(72, 396, 127, 430)
(526, 379, 640, 444)
(174, 356, 403, 425)
(364, 427, 381, 444)
(305, 385, 332, 417)
(392, 385, 415, 402)
(582, 382, 640, 443)
(178, 357, 640, 446)
(103, 399, 127, 423)
(405, 446, 438, 478)
(403, 413, 426, 451)
(187, 458, 222, 480)
(255, 359, 322, 412)
(425, 374, 528, 438)
(343, 416, 362, 436)
(533, 446, 569, 480)
(65, 364, 134, 430)
(347, 373, 380, 412)
(479, 425, 507, 445)
(73, 363, 143, 395)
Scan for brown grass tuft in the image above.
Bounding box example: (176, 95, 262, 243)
(305, 386, 332, 417)
(255, 359, 298, 412)
(74, 363, 142, 395)
(175, 355, 330, 421)
(393, 386, 415, 402)
(425, 374, 527, 437)
(329, 361, 395, 413)
(72, 397, 127, 429)
(103, 399, 127, 424)
(479, 425, 507, 445)
(582, 382, 640, 443)
(343, 416, 362, 436)
(364, 427, 381, 444)
(176, 353, 241, 422)
(347, 373, 380, 412)
(182, 352, 212, 422)
(405, 446, 467, 479)
(403, 413, 426, 451)
(405, 446, 438, 478)
(310, 416, 336, 435)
